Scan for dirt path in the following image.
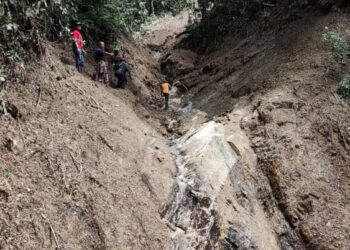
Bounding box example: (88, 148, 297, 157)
(139, 10, 191, 54)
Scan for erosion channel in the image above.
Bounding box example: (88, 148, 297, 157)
(1, 4, 349, 250)
(141, 8, 350, 250)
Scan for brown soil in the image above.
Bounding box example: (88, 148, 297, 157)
(161, 8, 350, 250)
(0, 40, 175, 249)
(141, 11, 191, 53)
(1, 5, 350, 250)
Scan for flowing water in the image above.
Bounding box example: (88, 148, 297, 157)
(164, 121, 239, 249)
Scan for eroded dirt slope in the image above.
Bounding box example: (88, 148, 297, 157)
(160, 8, 350, 250)
(0, 43, 174, 249)
(1, 5, 350, 250)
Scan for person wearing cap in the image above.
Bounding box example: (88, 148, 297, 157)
(71, 22, 86, 72)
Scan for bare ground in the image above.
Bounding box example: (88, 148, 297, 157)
(0, 42, 175, 249)
(159, 8, 350, 250)
(1, 5, 350, 250)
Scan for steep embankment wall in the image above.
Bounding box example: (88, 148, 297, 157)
(0, 42, 174, 249)
(160, 8, 350, 250)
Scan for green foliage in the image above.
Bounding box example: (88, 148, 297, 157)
(76, 0, 191, 43)
(0, 0, 191, 56)
(0, 65, 7, 87)
(3, 169, 11, 179)
(153, 0, 191, 15)
(338, 75, 350, 99)
(0, 0, 72, 52)
(0, 0, 191, 84)
(322, 30, 349, 62)
(0, 0, 73, 85)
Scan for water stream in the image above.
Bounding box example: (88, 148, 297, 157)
(163, 122, 238, 249)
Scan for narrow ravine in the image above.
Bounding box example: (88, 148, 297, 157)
(139, 6, 350, 250)
(139, 12, 277, 249)
(2, 2, 349, 249)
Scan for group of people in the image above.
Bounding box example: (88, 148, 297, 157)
(71, 22, 130, 89)
(71, 21, 171, 109)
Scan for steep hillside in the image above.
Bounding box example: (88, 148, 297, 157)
(0, 42, 175, 249)
(159, 7, 350, 250)
(1, 3, 350, 250)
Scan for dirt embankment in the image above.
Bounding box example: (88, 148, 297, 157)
(0, 37, 175, 249)
(1, 5, 350, 250)
(160, 8, 350, 250)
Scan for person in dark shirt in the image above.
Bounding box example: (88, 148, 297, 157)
(93, 41, 113, 84)
(112, 50, 132, 89)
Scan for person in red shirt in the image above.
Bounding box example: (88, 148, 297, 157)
(71, 22, 86, 72)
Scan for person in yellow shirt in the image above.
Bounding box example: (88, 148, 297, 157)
(160, 81, 170, 110)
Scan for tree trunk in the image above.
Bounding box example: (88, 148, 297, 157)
(150, 0, 155, 15)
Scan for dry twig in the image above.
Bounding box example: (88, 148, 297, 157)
(36, 87, 42, 108)
(69, 82, 110, 115)
(262, 2, 276, 7)
(98, 134, 114, 151)
(69, 151, 82, 174)
(40, 213, 60, 249)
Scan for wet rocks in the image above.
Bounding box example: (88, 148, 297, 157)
(165, 121, 238, 249)
(224, 226, 258, 250)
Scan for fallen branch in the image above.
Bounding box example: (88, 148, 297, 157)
(88, 95, 110, 115)
(98, 134, 114, 151)
(36, 87, 42, 108)
(69, 82, 110, 115)
(40, 213, 60, 249)
(174, 81, 189, 92)
(70, 82, 85, 95)
(69, 152, 82, 174)
(262, 2, 276, 7)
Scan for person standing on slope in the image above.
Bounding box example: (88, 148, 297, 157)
(160, 81, 171, 110)
(71, 22, 86, 72)
(93, 41, 113, 84)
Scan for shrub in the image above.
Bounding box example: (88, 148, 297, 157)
(337, 75, 350, 99)
(76, 0, 191, 43)
(0, 0, 191, 77)
(322, 31, 349, 62)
